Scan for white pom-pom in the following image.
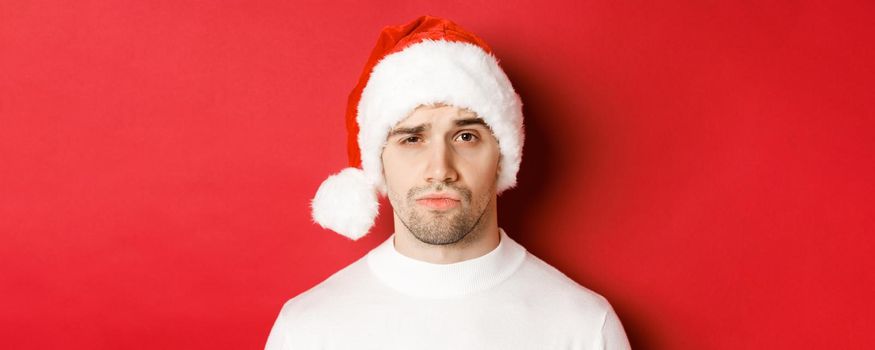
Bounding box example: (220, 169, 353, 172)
(311, 168, 379, 240)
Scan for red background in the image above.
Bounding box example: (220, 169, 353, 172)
(2, 1, 873, 349)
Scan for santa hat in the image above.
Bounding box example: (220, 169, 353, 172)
(311, 15, 524, 240)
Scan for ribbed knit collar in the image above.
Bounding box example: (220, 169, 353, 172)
(366, 228, 527, 298)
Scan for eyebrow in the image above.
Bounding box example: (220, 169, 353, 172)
(388, 124, 429, 137)
(388, 118, 490, 137)
(455, 117, 489, 128)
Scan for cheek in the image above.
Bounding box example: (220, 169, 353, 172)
(382, 149, 418, 193)
(457, 147, 500, 188)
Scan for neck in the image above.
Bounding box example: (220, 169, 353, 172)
(392, 204, 499, 264)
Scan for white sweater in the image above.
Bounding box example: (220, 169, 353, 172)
(265, 229, 631, 349)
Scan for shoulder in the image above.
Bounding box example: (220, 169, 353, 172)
(265, 256, 379, 349)
(510, 252, 630, 348)
(506, 251, 616, 330)
(274, 255, 376, 324)
(520, 252, 613, 310)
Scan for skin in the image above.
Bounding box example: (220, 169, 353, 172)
(381, 104, 501, 264)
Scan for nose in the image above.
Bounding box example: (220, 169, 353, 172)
(424, 138, 458, 184)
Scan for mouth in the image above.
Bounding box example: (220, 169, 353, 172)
(415, 193, 462, 210)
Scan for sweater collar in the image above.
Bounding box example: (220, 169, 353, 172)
(366, 228, 527, 298)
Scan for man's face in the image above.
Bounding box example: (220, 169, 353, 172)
(381, 104, 500, 245)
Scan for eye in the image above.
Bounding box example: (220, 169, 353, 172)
(455, 132, 479, 143)
(400, 135, 422, 144)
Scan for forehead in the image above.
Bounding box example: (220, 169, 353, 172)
(394, 104, 480, 127)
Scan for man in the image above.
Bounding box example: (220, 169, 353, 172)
(265, 16, 631, 349)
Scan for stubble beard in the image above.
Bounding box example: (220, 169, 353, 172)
(390, 182, 492, 246)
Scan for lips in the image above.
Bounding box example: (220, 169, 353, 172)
(415, 193, 461, 210)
